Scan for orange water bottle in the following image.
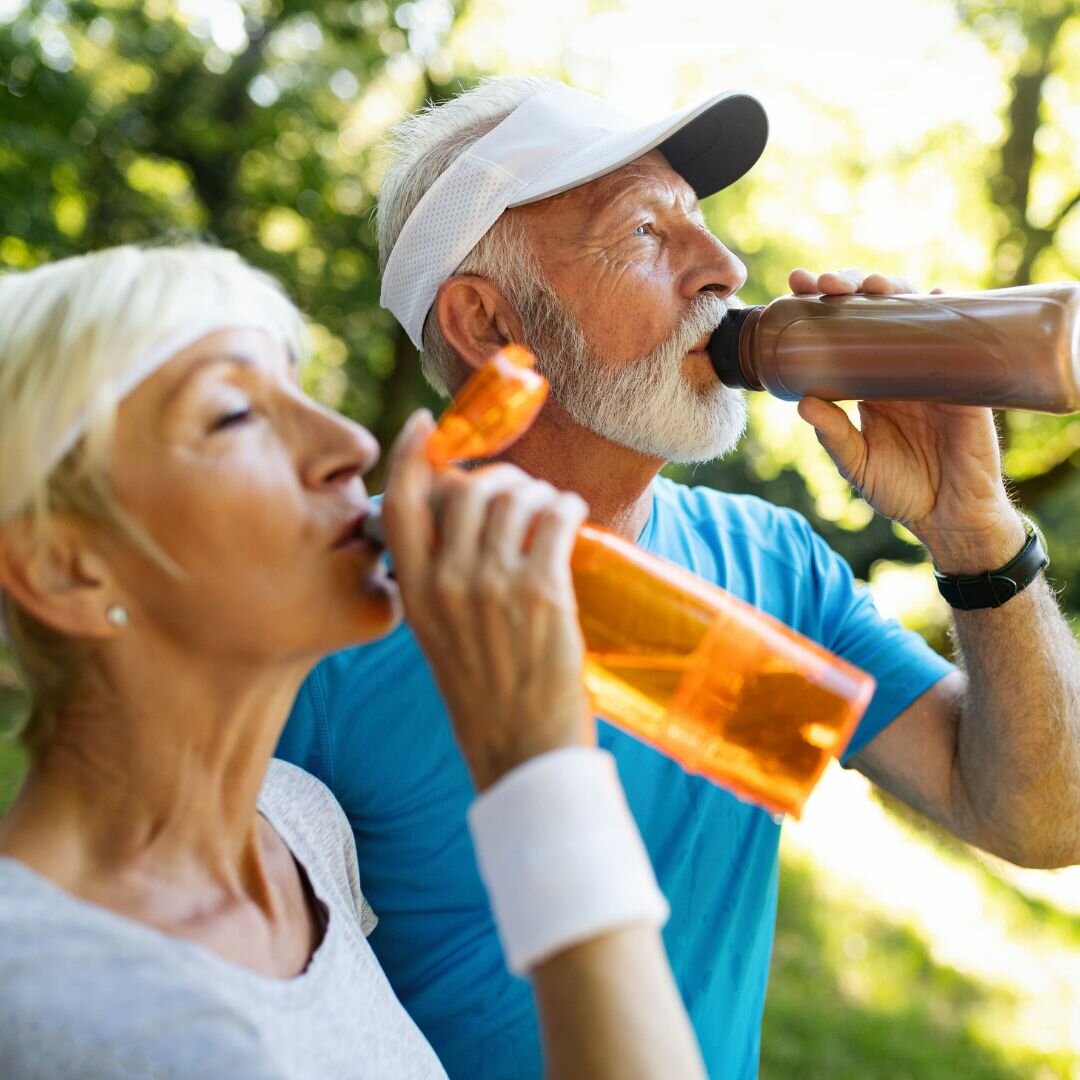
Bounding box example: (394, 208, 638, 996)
(388, 345, 876, 817)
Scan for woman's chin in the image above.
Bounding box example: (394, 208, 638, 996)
(291, 568, 404, 656)
(347, 573, 404, 644)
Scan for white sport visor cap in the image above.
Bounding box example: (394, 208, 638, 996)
(380, 83, 768, 351)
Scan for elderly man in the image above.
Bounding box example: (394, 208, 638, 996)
(278, 77, 1080, 1077)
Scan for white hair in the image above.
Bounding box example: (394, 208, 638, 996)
(517, 272, 746, 464)
(0, 245, 306, 524)
(377, 75, 561, 394)
(0, 244, 307, 749)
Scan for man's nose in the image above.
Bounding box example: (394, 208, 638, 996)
(682, 229, 747, 300)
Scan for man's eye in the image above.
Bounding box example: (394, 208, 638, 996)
(632, 223, 651, 237)
(210, 409, 253, 432)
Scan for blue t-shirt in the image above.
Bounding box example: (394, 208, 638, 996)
(277, 478, 952, 1079)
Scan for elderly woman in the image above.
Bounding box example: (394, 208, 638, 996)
(0, 245, 704, 1079)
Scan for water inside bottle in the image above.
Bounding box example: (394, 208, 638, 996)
(582, 635, 864, 818)
(573, 526, 872, 818)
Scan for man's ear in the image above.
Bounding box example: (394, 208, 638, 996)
(433, 275, 528, 373)
(0, 519, 119, 641)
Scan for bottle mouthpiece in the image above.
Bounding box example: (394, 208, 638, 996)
(708, 306, 759, 389)
(361, 506, 386, 546)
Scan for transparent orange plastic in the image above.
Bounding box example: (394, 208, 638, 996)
(427, 344, 549, 467)
(431, 347, 877, 817)
(571, 527, 874, 817)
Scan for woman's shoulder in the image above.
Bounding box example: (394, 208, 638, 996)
(258, 760, 354, 861)
(259, 758, 340, 820)
(259, 761, 377, 936)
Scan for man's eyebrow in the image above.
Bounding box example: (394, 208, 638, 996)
(588, 181, 702, 225)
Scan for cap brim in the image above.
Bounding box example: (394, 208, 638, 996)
(659, 92, 768, 198)
(511, 90, 768, 207)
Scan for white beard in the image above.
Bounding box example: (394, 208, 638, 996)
(529, 289, 747, 464)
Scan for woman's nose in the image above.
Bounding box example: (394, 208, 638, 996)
(300, 402, 381, 489)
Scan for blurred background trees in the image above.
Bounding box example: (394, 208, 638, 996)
(2, 0, 1079, 1074)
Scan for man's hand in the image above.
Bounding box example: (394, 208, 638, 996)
(789, 270, 1080, 870)
(788, 268, 1025, 572)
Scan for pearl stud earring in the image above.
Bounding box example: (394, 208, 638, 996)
(106, 604, 129, 628)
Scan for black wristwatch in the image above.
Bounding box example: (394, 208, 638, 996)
(934, 518, 1049, 611)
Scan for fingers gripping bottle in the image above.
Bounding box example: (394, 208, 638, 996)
(405, 345, 876, 818)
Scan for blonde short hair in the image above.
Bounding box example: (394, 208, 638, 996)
(0, 244, 308, 749)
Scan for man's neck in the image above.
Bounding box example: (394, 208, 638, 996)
(494, 401, 663, 540)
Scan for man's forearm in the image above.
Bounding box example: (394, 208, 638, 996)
(950, 574, 1080, 867)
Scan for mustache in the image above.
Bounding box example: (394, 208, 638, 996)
(650, 293, 732, 364)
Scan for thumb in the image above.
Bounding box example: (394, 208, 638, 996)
(382, 410, 437, 591)
(797, 397, 866, 487)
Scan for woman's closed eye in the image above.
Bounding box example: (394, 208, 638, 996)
(210, 407, 254, 433)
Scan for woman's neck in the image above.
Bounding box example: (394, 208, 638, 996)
(0, 642, 309, 912)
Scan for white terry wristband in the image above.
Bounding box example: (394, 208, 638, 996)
(467, 746, 670, 975)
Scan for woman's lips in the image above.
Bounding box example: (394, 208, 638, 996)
(333, 510, 377, 550)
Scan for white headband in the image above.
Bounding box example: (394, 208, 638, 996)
(0, 317, 285, 645)
(50, 318, 282, 476)
(380, 84, 768, 350)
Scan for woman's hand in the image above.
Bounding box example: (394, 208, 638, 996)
(385, 413, 707, 1080)
(382, 411, 592, 791)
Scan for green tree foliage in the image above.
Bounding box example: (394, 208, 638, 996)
(0, 0, 453, 449)
(956, 0, 1080, 617)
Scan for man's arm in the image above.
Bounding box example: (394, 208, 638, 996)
(791, 267, 1080, 870)
(850, 573, 1080, 868)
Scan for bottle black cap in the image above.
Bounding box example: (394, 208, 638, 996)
(708, 306, 760, 389)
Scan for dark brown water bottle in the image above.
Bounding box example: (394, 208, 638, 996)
(708, 282, 1080, 413)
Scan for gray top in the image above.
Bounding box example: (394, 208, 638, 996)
(0, 760, 448, 1079)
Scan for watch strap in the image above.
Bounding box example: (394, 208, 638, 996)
(934, 519, 1048, 611)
